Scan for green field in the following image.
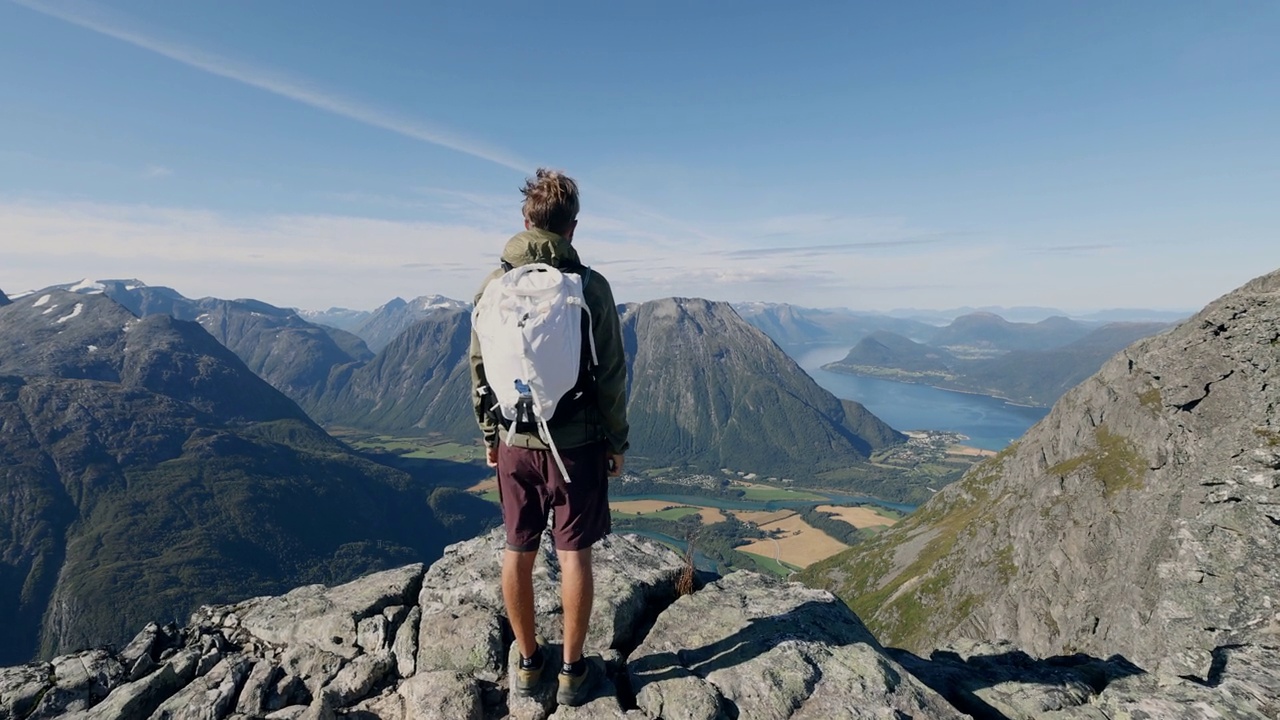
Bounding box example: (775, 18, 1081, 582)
(480, 490, 501, 503)
(739, 486, 826, 502)
(344, 435, 484, 462)
(738, 551, 801, 577)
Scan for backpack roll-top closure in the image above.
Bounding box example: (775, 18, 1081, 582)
(500, 263, 568, 296)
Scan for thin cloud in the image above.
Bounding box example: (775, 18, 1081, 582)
(722, 235, 957, 259)
(2, 196, 1245, 312)
(13, 0, 531, 172)
(12, 1, 738, 256)
(143, 164, 172, 178)
(1031, 243, 1114, 255)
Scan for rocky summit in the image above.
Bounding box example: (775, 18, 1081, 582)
(0, 530, 955, 720)
(8, 529, 1278, 719)
(804, 268, 1280, 714)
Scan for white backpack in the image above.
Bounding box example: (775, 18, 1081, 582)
(473, 262, 597, 480)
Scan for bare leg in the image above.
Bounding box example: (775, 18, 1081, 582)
(503, 549, 539, 658)
(558, 547, 594, 664)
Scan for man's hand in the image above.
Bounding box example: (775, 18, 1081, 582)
(607, 452, 624, 477)
(486, 445, 499, 469)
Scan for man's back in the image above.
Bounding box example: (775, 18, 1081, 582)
(469, 226, 628, 456)
(467, 168, 626, 707)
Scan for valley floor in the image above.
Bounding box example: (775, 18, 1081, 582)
(338, 430, 990, 576)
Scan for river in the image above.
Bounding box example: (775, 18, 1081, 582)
(791, 344, 1049, 451)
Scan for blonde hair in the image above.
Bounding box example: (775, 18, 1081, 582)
(520, 168, 579, 235)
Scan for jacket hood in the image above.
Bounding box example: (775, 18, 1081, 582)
(500, 228, 582, 269)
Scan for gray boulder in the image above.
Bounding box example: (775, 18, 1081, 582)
(0, 663, 54, 720)
(208, 564, 424, 661)
(416, 528, 687, 681)
(629, 571, 965, 720)
(147, 655, 251, 720)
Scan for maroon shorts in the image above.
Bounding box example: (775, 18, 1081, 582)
(496, 440, 611, 552)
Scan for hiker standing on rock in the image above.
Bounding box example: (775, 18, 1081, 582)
(469, 168, 629, 707)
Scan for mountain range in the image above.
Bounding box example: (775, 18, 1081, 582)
(294, 306, 371, 332)
(0, 290, 496, 665)
(883, 304, 1193, 324)
(31, 280, 906, 480)
(54, 280, 373, 410)
(315, 298, 906, 480)
(345, 295, 471, 353)
(825, 320, 1171, 406)
(732, 302, 937, 346)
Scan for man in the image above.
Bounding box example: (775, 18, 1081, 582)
(469, 168, 629, 707)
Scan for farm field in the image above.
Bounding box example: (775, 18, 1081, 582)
(611, 500, 688, 514)
(695, 507, 726, 524)
(815, 504, 898, 529)
(733, 509, 795, 526)
(737, 512, 849, 567)
(461, 463, 917, 575)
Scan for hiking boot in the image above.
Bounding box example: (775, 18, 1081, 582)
(556, 658, 599, 707)
(514, 645, 546, 696)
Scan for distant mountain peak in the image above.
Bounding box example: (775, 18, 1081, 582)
(53, 278, 149, 295)
(414, 294, 468, 311)
(622, 296, 906, 478)
(352, 294, 469, 353)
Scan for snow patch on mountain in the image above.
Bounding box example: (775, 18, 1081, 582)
(56, 304, 84, 324)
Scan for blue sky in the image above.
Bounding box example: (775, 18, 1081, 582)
(2, 0, 1277, 313)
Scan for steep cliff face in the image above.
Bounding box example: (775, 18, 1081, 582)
(309, 308, 474, 439)
(352, 295, 470, 353)
(803, 268, 1280, 681)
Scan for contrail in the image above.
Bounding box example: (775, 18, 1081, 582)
(11, 0, 532, 173)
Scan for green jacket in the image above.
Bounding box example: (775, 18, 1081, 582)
(469, 228, 630, 454)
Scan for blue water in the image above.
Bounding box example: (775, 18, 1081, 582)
(791, 345, 1049, 451)
(621, 530, 720, 572)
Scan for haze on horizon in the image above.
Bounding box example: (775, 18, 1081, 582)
(2, 1, 1277, 314)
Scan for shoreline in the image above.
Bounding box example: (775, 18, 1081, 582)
(819, 363, 1048, 409)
